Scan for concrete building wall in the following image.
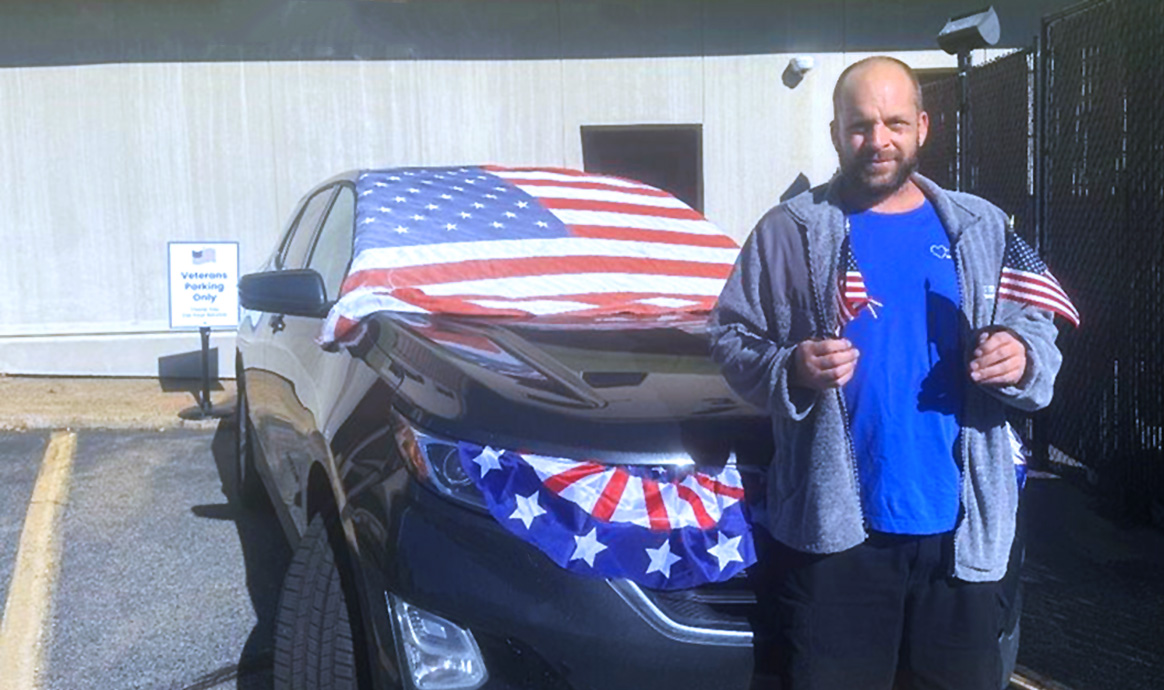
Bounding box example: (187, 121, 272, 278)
(0, 48, 1011, 376)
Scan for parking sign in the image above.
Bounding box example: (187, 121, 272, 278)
(168, 241, 240, 329)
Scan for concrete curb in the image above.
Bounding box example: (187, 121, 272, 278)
(0, 376, 233, 432)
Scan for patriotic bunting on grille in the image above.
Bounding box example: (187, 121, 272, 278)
(998, 233, 1080, 327)
(319, 166, 740, 346)
(459, 443, 757, 590)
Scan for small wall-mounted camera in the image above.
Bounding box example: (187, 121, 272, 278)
(782, 56, 816, 88)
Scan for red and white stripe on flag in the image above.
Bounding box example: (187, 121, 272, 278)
(836, 271, 869, 326)
(997, 232, 1080, 327)
(319, 166, 740, 346)
(999, 268, 1080, 327)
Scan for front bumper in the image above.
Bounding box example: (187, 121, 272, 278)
(349, 476, 768, 690)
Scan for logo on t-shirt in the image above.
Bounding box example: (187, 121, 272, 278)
(930, 244, 952, 260)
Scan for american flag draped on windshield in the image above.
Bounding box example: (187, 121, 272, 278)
(318, 166, 740, 346)
(316, 166, 756, 587)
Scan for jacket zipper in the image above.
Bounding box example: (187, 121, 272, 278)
(952, 235, 970, 572)
(803, 217, 865, 530)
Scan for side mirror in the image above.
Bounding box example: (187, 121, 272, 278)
(239, 269, 330, 318)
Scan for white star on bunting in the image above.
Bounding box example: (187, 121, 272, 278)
(510, 492, 546, 529)
(707, 533, 744, 571)
(472, 446, 502, 477)
(645, 540, 682, 579)
(570, 528, 608, 567)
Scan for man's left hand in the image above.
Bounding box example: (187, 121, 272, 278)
(969, 330, 1027, 386)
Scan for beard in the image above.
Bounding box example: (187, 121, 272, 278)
(839, 146, 920, 200)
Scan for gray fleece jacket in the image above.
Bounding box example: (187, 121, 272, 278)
(709, 174, 1063, 582)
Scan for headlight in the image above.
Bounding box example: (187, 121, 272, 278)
(393, 416, 488, 510)
(388, 593, 488, 690)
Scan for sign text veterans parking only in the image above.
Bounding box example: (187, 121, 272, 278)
(168, 242, 240, 329)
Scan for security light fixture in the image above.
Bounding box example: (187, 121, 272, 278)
(937, 6, 1001, 55)
(934, 6, 1002, 192)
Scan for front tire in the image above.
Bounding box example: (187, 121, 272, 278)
(273, 515, 359, 690)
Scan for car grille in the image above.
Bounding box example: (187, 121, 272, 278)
(638, 575, 759, 632)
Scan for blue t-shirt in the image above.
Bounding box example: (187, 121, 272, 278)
(842, 200, 964, 535)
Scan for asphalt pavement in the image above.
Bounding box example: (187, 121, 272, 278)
(40, 427, 289, 690)
(1, 376, 1163, 690)
(0, 377, 286, 690)
(1017, 474, 1164, 690)
(0, 432, 47, 618)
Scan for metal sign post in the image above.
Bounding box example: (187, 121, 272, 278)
(957, 49, 973, 193)
(198, 326, 213, 415)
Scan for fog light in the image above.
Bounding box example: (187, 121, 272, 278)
(388, 593, 488, 690)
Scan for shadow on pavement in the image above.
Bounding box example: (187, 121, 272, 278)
(1017, 475, 1164, 690)
(186, 417, 293, 690)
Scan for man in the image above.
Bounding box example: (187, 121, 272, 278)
(710, 57, 1067, 689)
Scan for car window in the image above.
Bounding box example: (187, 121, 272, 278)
(279, 186, 336, 269)
(307, 185, 356, 301)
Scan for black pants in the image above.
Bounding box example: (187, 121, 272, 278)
(767, 531, 1004, 690)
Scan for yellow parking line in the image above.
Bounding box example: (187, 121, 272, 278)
(0, 431, 77, 690)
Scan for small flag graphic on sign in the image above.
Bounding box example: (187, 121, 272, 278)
(192, 248, 216, 265)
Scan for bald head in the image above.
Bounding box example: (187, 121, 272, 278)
(832, 57, 924, 119)
(829, 56, 929, 209)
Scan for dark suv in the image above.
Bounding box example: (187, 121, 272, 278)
(235, 166, 1020, 690)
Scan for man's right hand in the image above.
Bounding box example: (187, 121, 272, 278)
(791, 338, 860, 390)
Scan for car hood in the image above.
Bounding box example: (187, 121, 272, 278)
(354, 312, 770, 465)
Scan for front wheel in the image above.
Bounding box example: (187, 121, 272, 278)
(273, 515, 359, 690)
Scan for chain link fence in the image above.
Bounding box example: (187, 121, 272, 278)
(1042, 0, 1163, 518)
(919, 49, 1035, 245)
(919, 0, 1164, 519)
(918, 75, 958, 192)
